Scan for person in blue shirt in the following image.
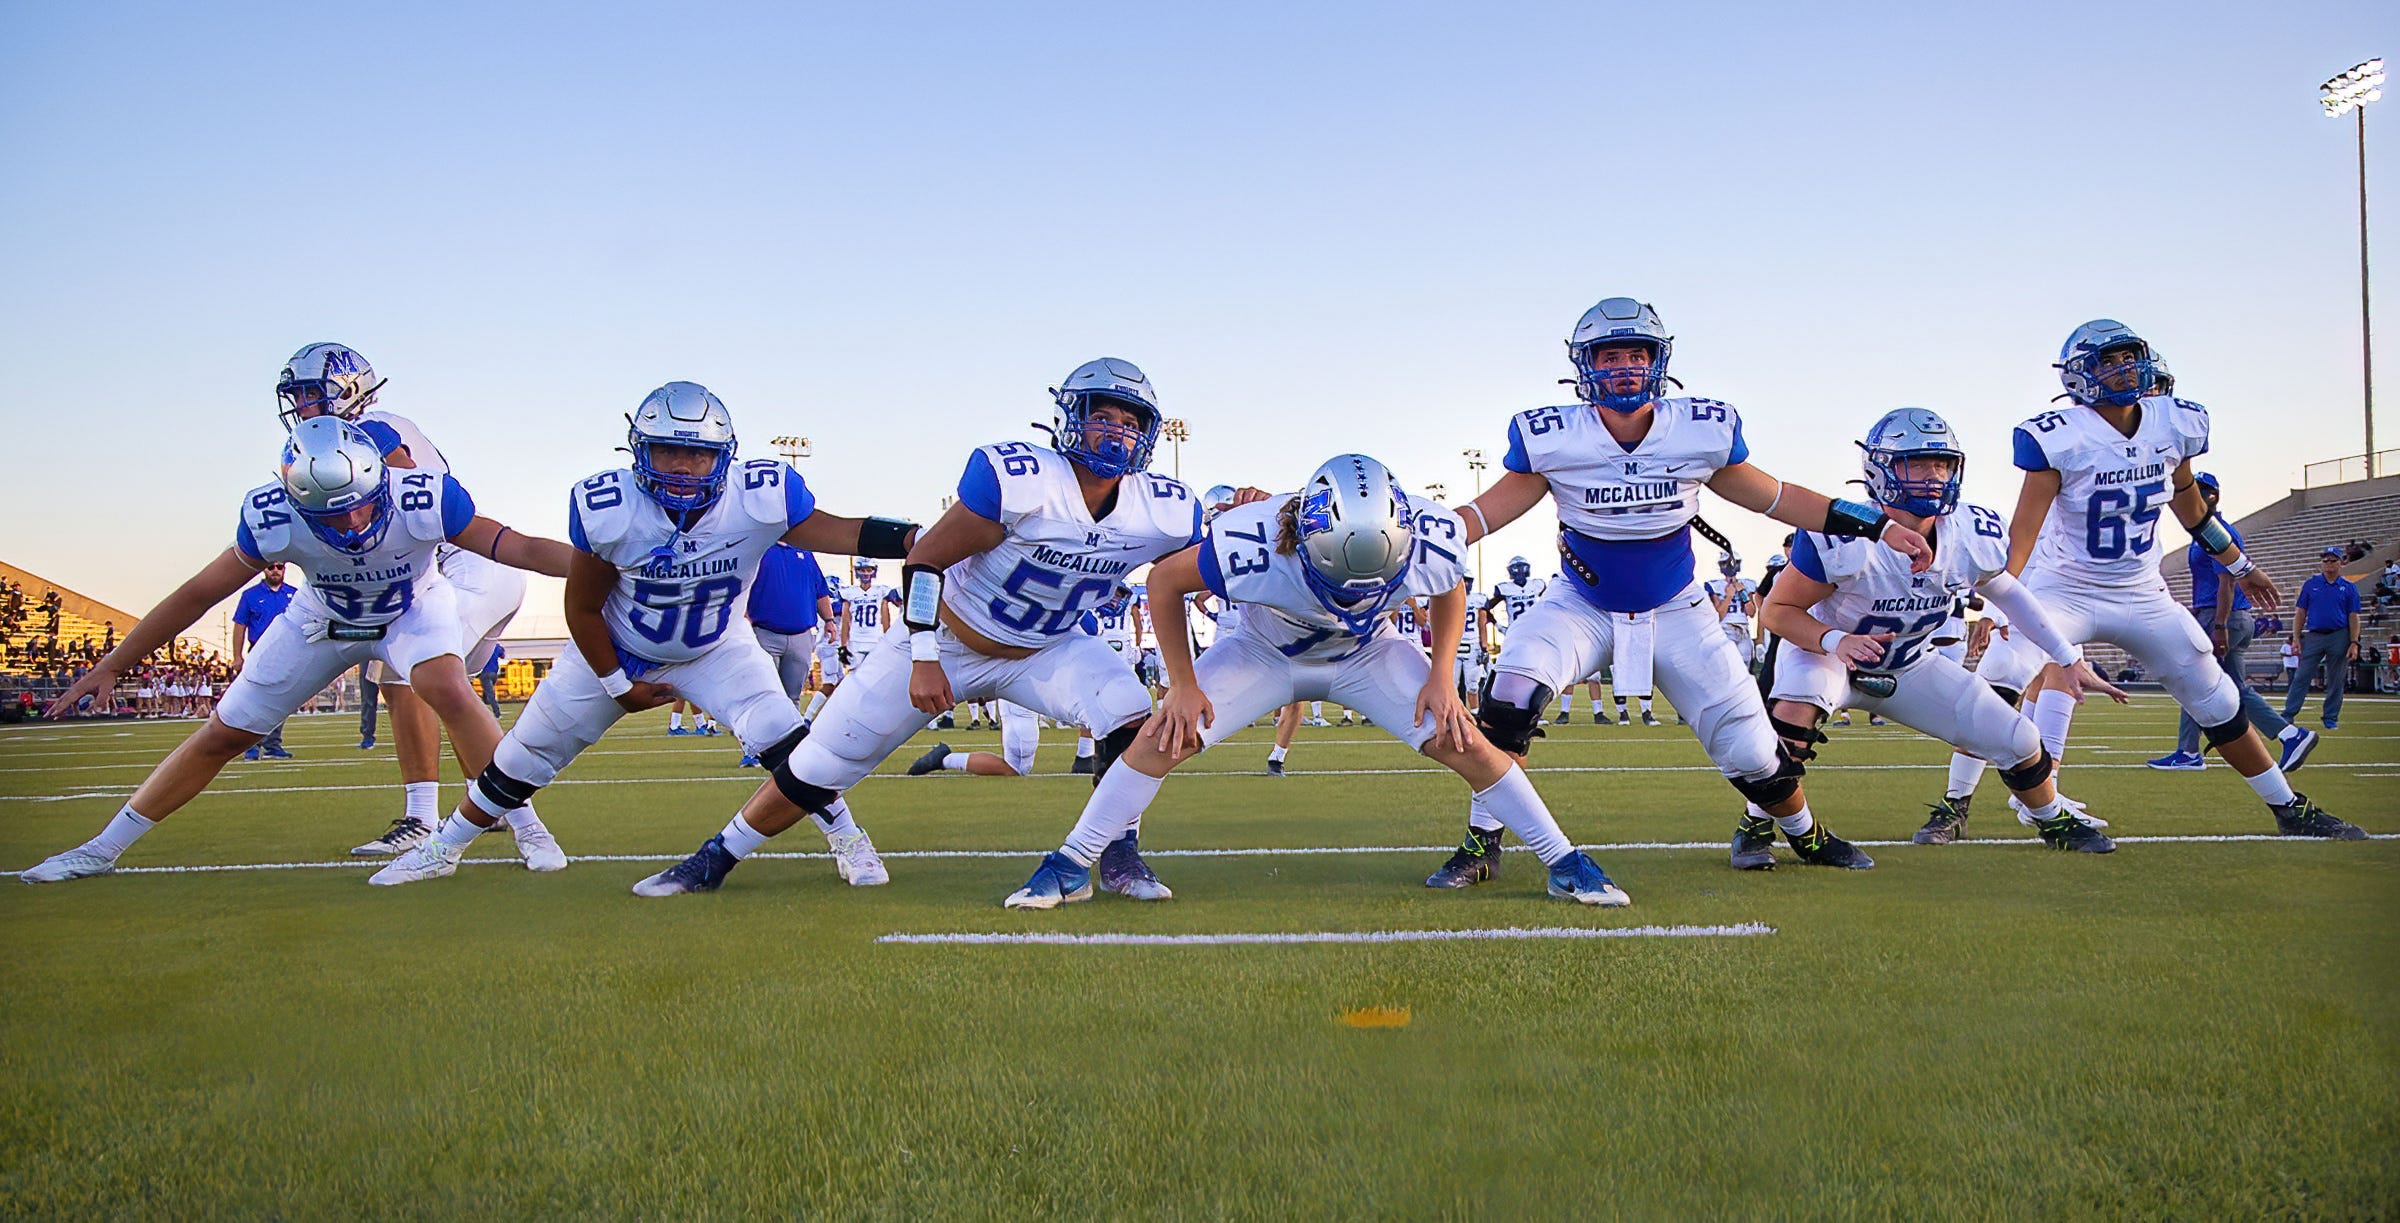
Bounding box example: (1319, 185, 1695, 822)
(230, 563, 298, 760)
(739, 545, 836, 767)
(2148, 474, 2314, 772)
(2284, 547, 2364, 730)
(476, 645, 505, 717)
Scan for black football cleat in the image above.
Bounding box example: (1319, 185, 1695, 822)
(1069, 755, 1096, 775)
(1425, 827, 1502, 888)
(2273, 795, 2367, 841)
(2034, 811, 2115, 853)
(1729, 814, 1778, 871)
(1266, 757, 1285, 777)
(1788, 824, 1874, 869)
(906, 743, 950, 776)
(1914, 795, 1971, 845)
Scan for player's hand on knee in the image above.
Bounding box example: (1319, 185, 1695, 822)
(1148, 686, 1212, 755)
(908, 661, 953, 715)
(615, 680, 678, 713)
(1831, 631, 1893, 667)
(1415, 679, 1474, 753)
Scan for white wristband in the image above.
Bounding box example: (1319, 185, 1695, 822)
(909, 630, 941, 662)
(597, 669, 633, 698)
(2225, 554, 2257, 579)
(1818, 628, 1846, 654)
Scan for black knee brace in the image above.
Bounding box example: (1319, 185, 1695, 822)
(2201, 708, 2252, 749)
(1728, 747, 1807, 809)
(1092, 719, 1146, 784)
(1770, 713, 1827, 763)
(757, 724, 808, 774)
(1988, 683, 2023, 708)
(1998, 744, 2054, 793)
(1474, 674, 1553, 755)
(471, 762, 541, 815)
(768, 755, 840, 815)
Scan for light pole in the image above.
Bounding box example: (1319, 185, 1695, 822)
(2323, 58, 2384, 477)
(1160, 418, 1190, 480)
(771, 435, 812, 463)
(1463, 447, 1489, 586)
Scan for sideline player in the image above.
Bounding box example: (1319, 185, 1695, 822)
(1706, 549, 1758, 669)
(1936, 321, 2360, 840)
(368, 382, 924, 885)
(26, 419, 575, 882)
(1760, 409, 2120, 854)
(1430, 296, 1933, 885)
(632, 358, 1201, 897)
(1005, 454, 1625, 908)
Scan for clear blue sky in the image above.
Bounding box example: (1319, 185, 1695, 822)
(1, 1, 2387, 640)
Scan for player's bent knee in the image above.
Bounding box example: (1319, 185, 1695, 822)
(1769, 710, 1827, 762)
(756, 724, 808, 774)
(2201, 708, 2251, 749)
(1474, 673, 1552, 754)
(1728, 749, 1806, 808)
(1988, 684, 2023, 708)
(1997, 745, 2054, 793)
(470, 762, 541, 817)
(1092, 719, 1146, 781)
(768, 758, 840, 815)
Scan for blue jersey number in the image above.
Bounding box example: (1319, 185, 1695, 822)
(581, 471, 623, 512)
(249, 487, 292, 532)
(990, 561, 1112, 634)
(851, 600, 881, 629)
(626, 576, 744, 649)
(2085, 479, 2168, 559)
(1523, 406, 1566, 435)
(1969, 506, 2004, 539)
(742, 462, 781, 490)
(1852, 610, 1948, 672)
(1222, 522, 1271, 577)
(397, 472, 435, 513)
(992, 442, 1041, 477)
(320, 581, 413, 623)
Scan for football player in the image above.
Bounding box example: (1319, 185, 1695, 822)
(1932, 321, 2361, 840)
(25, 418, 575, 882)
(1006, 454, 1625, 908)
(367, 382, 924, 885)
(1432, 296, 1933, 884)
(1760, 409, 2121, 853)
(1705, 549, 1758, 668)
(633, 358, 1202, 897)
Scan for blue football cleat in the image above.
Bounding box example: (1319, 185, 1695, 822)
(738, 754, 759, 768)
(243, 746, 261, 761)
(2145, 750, 2206, 771)
(1546, 851, 1631, 906)
(631, 835, 740, 897)
(1098, 832, 1172, 900)
(2279, 727, 2319, 774)
(261, 746, 294, 759)
(1004, 851, 1094, 910)
(358, 736, 376, 750)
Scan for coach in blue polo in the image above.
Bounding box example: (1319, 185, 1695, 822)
(2284, 547, 2363, 731)
(231, 562, 297, 759)
(2148, 474, 2314, 772)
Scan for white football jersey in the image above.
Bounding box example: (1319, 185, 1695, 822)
(355, 410, 452, 478)
(1211, 600, 1244, 637)
(1456, 611, 1482, 659)
(235, 470, 471, 627)
(1790, 502, 2012, 674)
(1502, 397, 1748, 611)
(1089, 600, 1138, 651)
(2014, 395, 2209, 590)
(839, 582, 899, 650)
(1391, 599, 1422, 643)
(1489, 578, 1546, 630)
(568, 458, 812, 669)
(946, 441, 1201, 649)
(1706, 576, 1759, 626)
(1197, 494, 1469, 662)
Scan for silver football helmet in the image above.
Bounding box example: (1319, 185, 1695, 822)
(1050, 358, 1162, 478)
(628, 381, 737, 512)
(1858, 407, 1965, 517)
(2055, 319, 2159, 407)
(281, 416, 392, 554)
(1566, 297, 1672, 412)
(1718, 550, 1743, 578)
(1296, 454, 1415, 633)
(276, 342, 387, 430)
(1202, 484, 1238, 524)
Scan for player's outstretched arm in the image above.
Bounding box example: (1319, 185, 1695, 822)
(1708, 462, 1933, 573)
(565, 549, 673, 712)
(2167, 458, 2280, 612)
(46, 548, 258, 718)
(783, 510, 921, 559)
(1758, 564, 1891, 667)
(450, 516, 575, 578)
(1458, 471, 1549, 543)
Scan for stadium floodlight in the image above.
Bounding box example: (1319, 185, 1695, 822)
(1463, 447, 1489, 581)
(1159, 417, 1191, 479)
(2321, 58, 2382, 474)
(771, 435, 812, 461)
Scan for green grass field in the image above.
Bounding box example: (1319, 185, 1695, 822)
(4, 692, 2396, 1218)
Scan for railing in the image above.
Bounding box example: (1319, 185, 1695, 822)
(2303, 450, 2400, 487)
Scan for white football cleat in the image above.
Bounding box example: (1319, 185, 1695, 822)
(21, 847, 118, 884)
(2011, 793, 2109, 829)
(351, 816, 433, 857)
(510, 820, 568, 872)
(368, 840, 463, 886)
(828, 829, 888, 887)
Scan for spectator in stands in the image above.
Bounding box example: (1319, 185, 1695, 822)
(2149, 474, 2315, 771)
(101, 621, 116, 652)
(2380, 633, 2400, 693)
(40, 587, 61, 634)
(2377, 560, 2400, 608)
(230, 562, 297, 760)
(2284, 547, 2363, 731)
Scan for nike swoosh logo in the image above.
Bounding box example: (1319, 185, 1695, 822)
(1665, 463, 1689, 473)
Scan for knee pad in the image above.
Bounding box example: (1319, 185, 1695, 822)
(1997, 744, 2054, 792)
(1988, 684, 2023, 708)
(1769, 713, 1827, 763)
(1092, 719, 1145, 783)
(1727, 748, 1806, 809)
(768, 755, 840, 814)
(2202, 708, 2252, 749)
(756, 724, 808, 774)
(470, 763, 541, 817)
(1474, 673, 1553, 755)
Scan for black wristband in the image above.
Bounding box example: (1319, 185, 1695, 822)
(856, 516, 918, 558)
(1823, 498, 1889, 540)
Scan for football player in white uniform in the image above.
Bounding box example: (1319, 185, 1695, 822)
(636, 358, 1202, 897)
(26, 419, 575, 882)
(1430, 296, 1934, 885)
(1705, 549, 1758, 667)
(265, 343, 555, 862)
(1935, 321, 2361, 840)
(1483, 555, 1547, 629)
(1761, 409, 2119, 853)
(1453, 601, 1488, 706)
(1006, 454, 1626, 908)
(369, 383, 924, 886)
(835, 557, 901, 676)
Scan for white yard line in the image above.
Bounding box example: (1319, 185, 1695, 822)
(874, 924, 1778, 946)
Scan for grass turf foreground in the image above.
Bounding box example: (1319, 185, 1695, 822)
(3, 695, 2395, 1218)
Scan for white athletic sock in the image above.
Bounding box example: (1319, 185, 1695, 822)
(86, 805, 156, 858)
(719, 812, 771, 858)
(1061, 766, 1164, 866)
(2031, 689, 2076, 762)
(1466, 789, 1506, 834)
(2021, 796, 2064, 822)
(942, 752, 971, 771)
(1637, 697, 1653, 714)
(801, 692, 827, 722)
(809, 799, 859, 839)
(404, 781, 440, 826)
(1558, 690, 1573, 714)
(1267, 745, 1288, 764)
(1614, 697, 1628, 710)
(1946, 752, 1987, 800)
(1075, 737, 1096, 759)
(1310, 702, 1324, 718)
(2279, 723, 2302, 742)
(435, 814, 482, 850)
(2243, 766, 2298, 808)
(1761, 801, 1814, 836)
(504, 804, 544, 835)
(1474, 765, 1574, 864)
(669, 712, 684, 730)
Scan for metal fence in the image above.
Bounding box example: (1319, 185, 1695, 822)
(2303, 450, 2400, 487)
